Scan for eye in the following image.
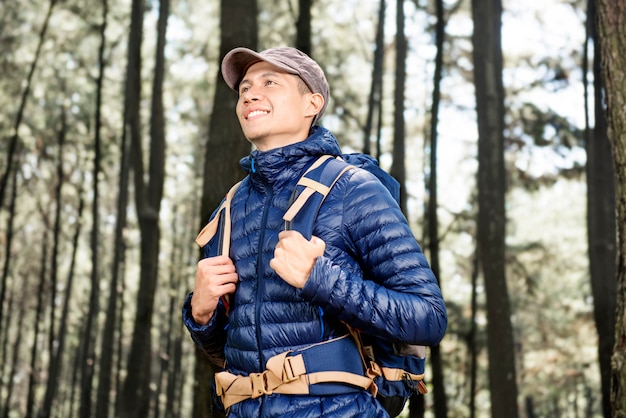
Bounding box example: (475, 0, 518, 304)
(265, 79, 276, 86)
(239, 86, 249, 95)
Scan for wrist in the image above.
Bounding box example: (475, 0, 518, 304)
(190, 293, 214, 325)
(192, 309, 213, 326)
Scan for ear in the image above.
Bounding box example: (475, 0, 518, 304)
(304, 93, 325, 118)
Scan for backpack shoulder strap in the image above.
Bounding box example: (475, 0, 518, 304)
(195, 180, 242, 253)
(283, 155, 355, 240)
(194, 180, 242, 316)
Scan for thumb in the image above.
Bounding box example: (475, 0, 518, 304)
(310, 235, 326, 252)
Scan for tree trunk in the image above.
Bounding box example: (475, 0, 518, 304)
(71, 320, 88, 417)
(40, 184, 85, 418)
(78, 15, 105, 408)
(48, 108, 67, 361)
(295, 0, 311, 55)
(2, 290, 26, 418)
(81, 0, 108, 410)
(193, 1, 257, 417)
(363, 0, 385, 157)
(155, 205, 183, 418)
(92, 1, 121, 417)
(421, 0, 448, 416)
(469, 249, 480, 418)
(1, 163, 21, 418)
(471, 0, 519, 416)
(0, 0, 57, 209)
(115, 262, 128, 417)
(0, 0, 57, 354)
(109, 121, 132, 418)
(119, 0, 169, 414)
(115, 0, 146, 413)
(163, 205, 187, 418)
(595, 1, 626, 417)
(390, 0, 407, 213)
(585, 2, 617, 417)
(0, 144, 21, 351)
(39, 109, 69, 418)
(26, 230, 48, 418)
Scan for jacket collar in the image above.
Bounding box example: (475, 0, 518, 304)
(240, 126, 342, 189)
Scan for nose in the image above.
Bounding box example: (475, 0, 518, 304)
(240, 86, 260, 104)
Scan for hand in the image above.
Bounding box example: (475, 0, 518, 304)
(190, 255, 238, 325)
(270, 230, 326, 289)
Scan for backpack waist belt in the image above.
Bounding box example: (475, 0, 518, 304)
(214, 334, 377, 409)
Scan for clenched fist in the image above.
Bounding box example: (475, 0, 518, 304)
(190, 255, 238, 325)
(270, 230, 326, 288)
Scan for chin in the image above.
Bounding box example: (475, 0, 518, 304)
(244, 133, 271, 150)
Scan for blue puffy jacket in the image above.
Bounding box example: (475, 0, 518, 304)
(183, 126, 447, 417)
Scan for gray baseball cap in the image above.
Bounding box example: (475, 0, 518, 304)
(221, 47, 329, 124)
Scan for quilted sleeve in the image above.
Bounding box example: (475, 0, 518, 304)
(182, 292, 229, 367)
(300, 169, 447, 346)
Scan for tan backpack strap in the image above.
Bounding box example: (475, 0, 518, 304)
(306, 154, 334, 171)
(219, 181, 240, 256)
(343, 323, 370, 371)
(283, 156, 354, 223)
(195, 181, 242, 249)
(195, 204, 224, 248)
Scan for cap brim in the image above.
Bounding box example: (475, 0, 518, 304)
(221, 47, 299, 91)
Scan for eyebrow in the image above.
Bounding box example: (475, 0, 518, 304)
(239, 71, 283, 87)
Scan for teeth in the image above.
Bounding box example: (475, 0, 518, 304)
(247, 110, 268, 119)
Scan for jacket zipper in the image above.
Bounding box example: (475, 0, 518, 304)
(255, 179, 272, 370)
(254, 179, 272, 415)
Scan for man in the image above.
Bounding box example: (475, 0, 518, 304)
(183, 46, 447, 417)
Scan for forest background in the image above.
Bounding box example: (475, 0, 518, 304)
(0, 0, 623, 417)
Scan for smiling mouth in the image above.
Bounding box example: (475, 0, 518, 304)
(246, 110, 269, 119)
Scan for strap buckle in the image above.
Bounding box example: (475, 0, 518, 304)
(282, 354, 306, 382)
(250, 372, 272, 399)
(283, 356, 299, 382)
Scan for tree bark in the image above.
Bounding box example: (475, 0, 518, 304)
(469, 249, 480, 418)
(584, 2, 617, 417)
(26, 230, 48, 418)
(471, 0, 519, 416)
(155, 205, 183, 418)
(2, 290, 26, 418)
(1, 159, 21, 418)
(164, 206, 188, 418)
(119, 0, 169, 414)
(0, 0, 57, 353)
(92, 1, 121, 417)
(39, 108, 69, 418)
(390, 0, 407, 213)
(39, 183, 85, 418)
(0, 145, 21, 353)
(193, 1, 257, 417)
(363, 0, 385, 157)
(78, 1, 106, 407)
(296, 0, 311, 55)
(595, 1, 626, 417)
(422, 0, 448, 416)
(0, 0, 57, 209)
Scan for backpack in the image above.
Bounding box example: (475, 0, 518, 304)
(195, 153, 428, 416)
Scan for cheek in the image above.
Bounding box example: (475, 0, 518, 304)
(235, 103, 245, 120)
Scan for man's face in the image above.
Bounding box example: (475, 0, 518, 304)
(236, 61, 319, 151)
